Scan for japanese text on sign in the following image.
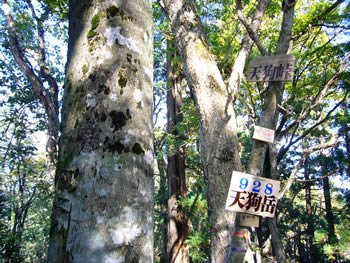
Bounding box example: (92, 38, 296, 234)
(247, 55, 296, 82)
(225, 171, 280, 217)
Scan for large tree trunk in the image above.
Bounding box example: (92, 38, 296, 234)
(48, 0, 154, 262)
(166, 42, 189, 263)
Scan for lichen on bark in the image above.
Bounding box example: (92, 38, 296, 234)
(48, 0, 154, 261)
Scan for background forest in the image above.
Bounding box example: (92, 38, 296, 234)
(0, 0, 349, 262)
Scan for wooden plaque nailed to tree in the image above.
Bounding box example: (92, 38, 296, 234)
(248, 54, 296, 82)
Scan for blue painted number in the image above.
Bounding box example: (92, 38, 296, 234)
(252, 180, 261, 193)
(239, 178, 248, 189)
(264, 183, 273, 195)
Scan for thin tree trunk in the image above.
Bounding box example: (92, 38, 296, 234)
(304, 158, 317, 263)
(344, 104, 350, 178)
(48, 0, 154, 262)
(166, 41, 189, 263)
(296, 230, 305, 263)
(322, 173, 336, 243)
(158, 156, 169, 262)
(231, 1, 295, 261)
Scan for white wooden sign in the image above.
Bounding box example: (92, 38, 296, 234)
(253, 126, 275, 144)
(240, 213, 260, 227)
(225, 171, 280, 217)
(248, 54, 296, 82)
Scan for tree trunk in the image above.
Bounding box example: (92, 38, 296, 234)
(159, 0, 272, 261)
(344, 104, 350, 178)
(304, 158, 318, 263)
(322, 173, 336, 243)
(159, 0, 296, 260)
(157, 156, 169, 262)
(166, 41, 189, 263)
(160, 2, 241, 261)
(231, 1, 295, 261)
(48, 0, 154, 262)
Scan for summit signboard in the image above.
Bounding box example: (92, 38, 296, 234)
(247, 54, 296, 82)
(225, 171, 280, 218)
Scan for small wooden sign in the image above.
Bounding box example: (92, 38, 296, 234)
(248, 54, 296, 82)
(253, 126, 275, 144)
(225, 171, 280, 218)
(240, 213, 260, 227)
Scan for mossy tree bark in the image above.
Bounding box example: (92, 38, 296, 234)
(48, 0, 154, 262)
(166, 41, 189, 263)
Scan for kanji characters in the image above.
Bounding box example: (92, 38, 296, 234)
(227, 190, 277, 215)
(248, 61, 294, 81)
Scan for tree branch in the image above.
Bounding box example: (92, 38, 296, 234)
(278, 52, 349, 142)
(1, 0, 59, 128)
(277, 93, 348, 163)
(228, 0, 271, 98)
(292, 0, 345, 41)
(235, 0, 268, 56)
(278, 137, 339, 199)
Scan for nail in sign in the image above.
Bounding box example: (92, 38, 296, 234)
(253, 126, 275, 143)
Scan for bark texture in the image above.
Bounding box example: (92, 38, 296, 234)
(231, 1, 295, 262)
(159, 0, 272, 261)
(322, 171, 336, 243)
(166, 42, 189, 263)
(48, 0, 154, 262)
(160, 1, 242, 261)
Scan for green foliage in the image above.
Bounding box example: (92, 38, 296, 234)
(0, 104, 53, 262)
(182, 177, 210, 262)
(0, 0, 65, 261)
(1, 0, 349, 261)
(43, 0, 69, 20)
(185, 231, 210, 262)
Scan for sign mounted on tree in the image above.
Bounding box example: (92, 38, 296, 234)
(225, 171, 280, 217)
(240, 213, 260, 227)
(253, 125, 275, 143)
(247, 54, 296, 82)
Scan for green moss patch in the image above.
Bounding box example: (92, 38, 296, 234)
(87, 30, 97, 39)
(82, 64, 89, 75)
(91, 14, 101, 30)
